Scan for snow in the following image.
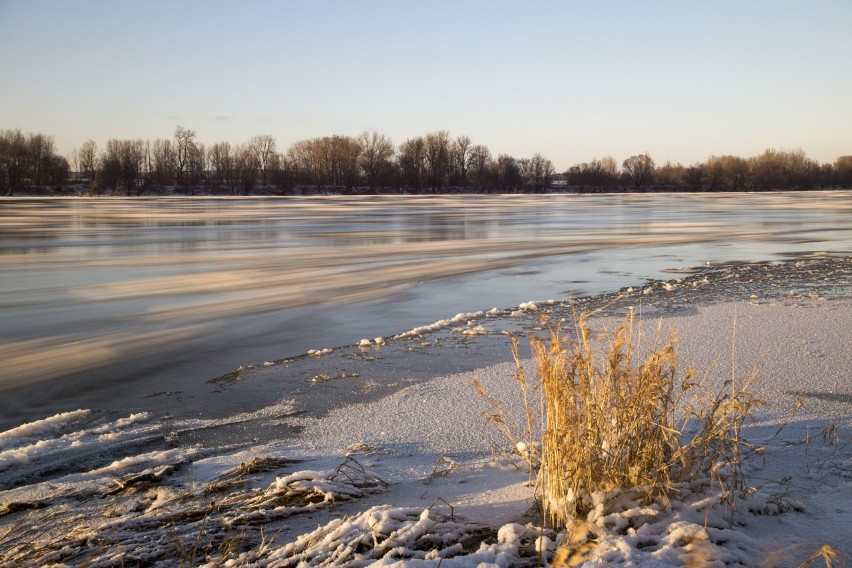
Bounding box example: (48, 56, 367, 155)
(395, 311, 488, 338)
(1, 260, 851, 566)
(0, 409, 91, 450)
(307, 347, 333, 356)
(0, 410, 160, 471)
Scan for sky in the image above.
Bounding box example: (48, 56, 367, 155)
(1, 0, 850, 171)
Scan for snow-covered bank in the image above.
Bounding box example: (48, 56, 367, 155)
(1, 257, 851, 566)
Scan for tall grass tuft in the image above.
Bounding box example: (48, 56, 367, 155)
(799, 545, 843, 568)
(486, 310, 763, 528)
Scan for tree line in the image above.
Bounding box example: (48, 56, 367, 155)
(2, 126, 850, 196)
(568, 150, 852, 192)
(0, 130, 70, 194)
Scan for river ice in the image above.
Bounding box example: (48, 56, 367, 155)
(2, 192, 851, 430)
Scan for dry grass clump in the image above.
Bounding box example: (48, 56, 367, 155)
(204, 456, 299, 494)
(799, 544, 844, 568)
(536, 312, 687, 525)
(481, 310, 763, 529)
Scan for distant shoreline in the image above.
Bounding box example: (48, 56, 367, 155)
(2, 185, 846, 198)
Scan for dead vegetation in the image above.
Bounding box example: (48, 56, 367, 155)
(479, 310, 765, 532)
(0, 454, 385, 566)
(203, 456, 300, 495)
(799, 545, 845, 568)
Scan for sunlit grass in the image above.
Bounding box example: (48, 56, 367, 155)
(479, 310, 763, 528)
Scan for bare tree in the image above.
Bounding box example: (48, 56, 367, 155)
(27, 133, 55, 186)
(99, 140, 122, 192)
(0, 131, 69, 193)
(357, 131, 394, 193)
(622, 153, 655, 189)
(835, 156, 852, 188)
(123, 139, 145, 194)
(450, 135, 472, 188)
(68, 147, 80, 181)
(101, 139, 145, 193)
(704, 156, 725, 190)
(287, 139, 318, 188)
(0, 130, 28, 195)
(208, 142, 234, 189)
(527, 153, 555, 192)
(233, 144, 259, 195)
(174, 126, 197, 185)
(0, 132, 7, 194)
(330, 135, 361, 190)
(720, 155, 749, 190)
(187, 142, 206, 190)
(744, 149, 822, 190)
(495, 154, 522, 191)
(248, 135, 277, 186)
(45, 154, 70, 188)
(683, 163, 705, 191)
(150, 139, 177, 186)
(749, 149, 785, 190)
(705, 155, 748, 190)
(468, 144, 492, 190)
(566, 157, 621, 191)
(397, 137, 426, 192)
(285, 136, 359, 190)
(779, 148, 820, 189)
(424, 130, 451, 191)
(78, 140, 99, 185)
(268, 152, 294, 192)
(655, 161, 685, 188)
(599, 156, 618, 179)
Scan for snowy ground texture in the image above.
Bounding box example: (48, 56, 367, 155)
(1, 256, 851, 567)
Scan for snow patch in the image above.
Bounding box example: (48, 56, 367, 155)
(307, 348, 333, 357)
(0, 409, 91, 450)
(395, 311, 485, 338)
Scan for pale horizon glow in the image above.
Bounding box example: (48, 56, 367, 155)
(1, 0, 850, 171)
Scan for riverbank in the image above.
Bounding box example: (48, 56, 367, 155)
(0, 256, 850, 566)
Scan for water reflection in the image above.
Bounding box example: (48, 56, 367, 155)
(0, 192, 850, 426)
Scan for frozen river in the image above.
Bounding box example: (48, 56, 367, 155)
(1, 191, 850, 428)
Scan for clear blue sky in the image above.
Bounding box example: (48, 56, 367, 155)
(1, 0, 850, 170)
